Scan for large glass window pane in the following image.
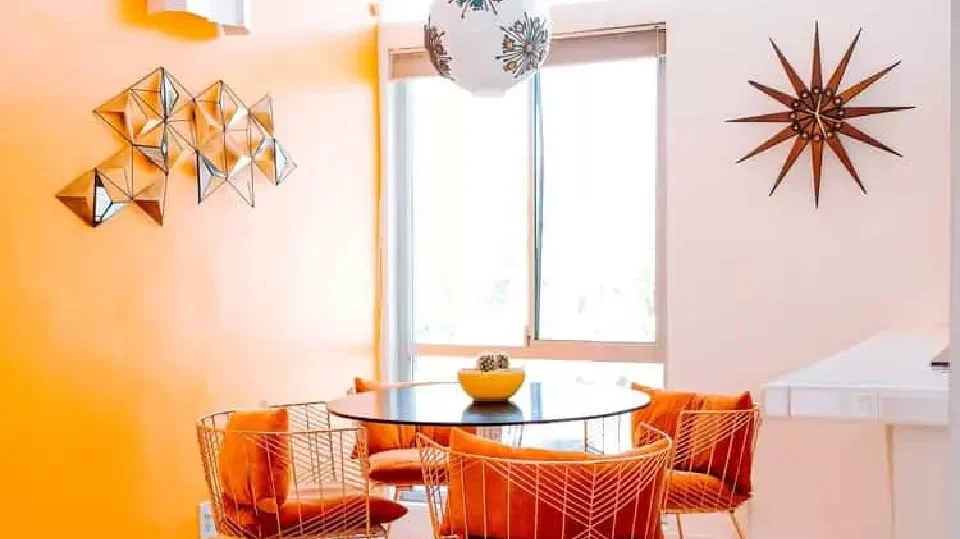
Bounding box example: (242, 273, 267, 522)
(412, 356, 663, 388)
(536, 57, 659, 343)
(408, 79, 530, 346)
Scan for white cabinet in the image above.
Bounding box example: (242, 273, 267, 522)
(763, 329, 949, 539)
(762, 330, 948, 425)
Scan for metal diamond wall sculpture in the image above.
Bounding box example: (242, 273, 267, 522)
(56, 67, 297, 227)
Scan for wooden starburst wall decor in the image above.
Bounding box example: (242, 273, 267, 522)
(729, 24, 913, 207)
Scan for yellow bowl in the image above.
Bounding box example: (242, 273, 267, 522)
(457, 368, 526, 402)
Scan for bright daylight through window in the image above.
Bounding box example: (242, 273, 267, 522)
(386, 26, 665, 391)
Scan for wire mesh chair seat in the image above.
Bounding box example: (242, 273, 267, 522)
(346, 381, 452, 487)
(347, 379, 526, 539)
(196, 402, 408, 539)
(417, 424, 673, 539)
(661, 407, 761, 539)
(347, 381, 526, 488)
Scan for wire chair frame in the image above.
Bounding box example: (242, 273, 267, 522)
(345, 381, 493, 539)
(665, 407, 762, 539)
(346, 382, 524, 490)
(196, 401, 386, 539)
(417, 425, 674, 539)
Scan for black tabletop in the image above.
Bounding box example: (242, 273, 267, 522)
(327, 382, 651, 427)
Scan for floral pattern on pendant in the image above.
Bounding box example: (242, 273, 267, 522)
(497, 13, 550, 79)
(424, 19, 454, 80)
(449, 0, 503, 18)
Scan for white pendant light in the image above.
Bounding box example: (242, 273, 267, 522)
(425, 0, 552, 97)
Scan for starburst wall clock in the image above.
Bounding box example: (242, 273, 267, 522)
(730, 23, 913, 207)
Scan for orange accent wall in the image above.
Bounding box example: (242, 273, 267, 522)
(0, 2, 378, 538)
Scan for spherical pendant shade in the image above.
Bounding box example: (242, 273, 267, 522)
(425, 0, 552, 96)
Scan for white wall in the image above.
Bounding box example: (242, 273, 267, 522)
(383, 0, 951, 537)
(661, 2, 948, 539)
(949, 0, 959, 538)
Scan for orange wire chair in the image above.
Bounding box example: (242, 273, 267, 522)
(347, 381, 452, 539)
(664, 407, 762, 539)
(196, 402, 407, 539)
(348, 381, 524, 494)
(417, 424, 673, 539)
(345, 382, 439, 500)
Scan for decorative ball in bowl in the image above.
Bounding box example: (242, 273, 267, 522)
(458, 352, 525, 402)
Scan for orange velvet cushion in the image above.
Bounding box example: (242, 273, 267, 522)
(219, 408, 291, 514)
(629, 385, 700, 438)
(445, 428, 669, 539)
(224, 494, 408, 538)
(694, 391, 755, 496)
(353, 378, 475, 456)
(630, 385, 755, 496)
(367, 448, 425, 485)
(664, 471, 749, 512)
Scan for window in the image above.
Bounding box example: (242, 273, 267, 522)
(536, 58, 659, 344)
(409, 78, 529, 348)
(383, 26, 666, 388)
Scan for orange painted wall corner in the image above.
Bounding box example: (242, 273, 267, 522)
(0, 2, 379, 538)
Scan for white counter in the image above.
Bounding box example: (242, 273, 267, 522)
(763, 329, 949, 539)
(764, 330, 949, 425)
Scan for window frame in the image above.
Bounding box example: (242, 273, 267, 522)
(378, 19, 667, 382)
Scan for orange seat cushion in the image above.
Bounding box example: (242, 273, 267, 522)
(219, 408, 291, 514)
(664, 471, 749, 512)
(630, 385, 755, 496)
(367, 448, 425, 485)
(444, 428, 669, 539)
(223, 494, 408, 538)
(353, 378, 475, 456)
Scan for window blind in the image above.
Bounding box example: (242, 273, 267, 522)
(381, 0, 611, 24)
(389, 24, 665, 80)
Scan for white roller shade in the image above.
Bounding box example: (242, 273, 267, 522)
(390, 24, 665, 80)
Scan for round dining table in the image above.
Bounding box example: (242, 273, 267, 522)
(327, 381, 650, 437)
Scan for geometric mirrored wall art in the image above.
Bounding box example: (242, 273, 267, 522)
(97, 146, 166, 200)
(57, 67, 296, 228)
(56, 169, 130, 227)
(94, 67, 195, 174)
(194, 80, 250, 146)
(195, 127, 256, 206)
(254, 136, 297, 186)
(56, 147, 170, 227)
(193, 80, 258, 206)
(249, 95, 297, 185)
(250, 95, 275, 135)
(98, 146, 170, 225)
(191, 83, 296, 206)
